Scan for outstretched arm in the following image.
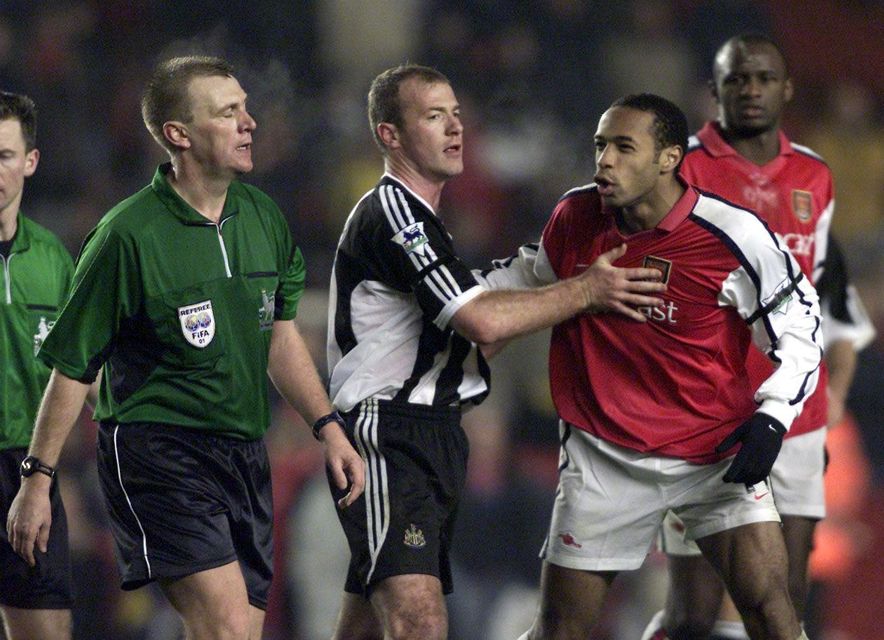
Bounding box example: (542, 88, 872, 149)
(267, 319, 365, 507)
(454, 244, 666, 345)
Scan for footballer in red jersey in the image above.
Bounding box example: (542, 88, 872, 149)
(641, 34, 875, 640)
(483, 93, 820, 640)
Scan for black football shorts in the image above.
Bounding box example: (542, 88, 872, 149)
(97, 423, 273, 609)
(329, 399, 468, 597)
(0, 448, 73, 609)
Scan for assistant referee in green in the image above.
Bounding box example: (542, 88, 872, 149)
(6, 56, 364, 640)
(0, 91, 77, 640)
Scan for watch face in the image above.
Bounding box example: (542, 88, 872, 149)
(20, 456, 51, 478)
(21, 457, 35, 476)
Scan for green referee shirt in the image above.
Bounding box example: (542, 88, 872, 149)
(1, 214, 74, 449)
(38, 163, 305, 440)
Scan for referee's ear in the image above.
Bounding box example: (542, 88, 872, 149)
(377, 122, 401, 151)
(163, 120, 191, 151)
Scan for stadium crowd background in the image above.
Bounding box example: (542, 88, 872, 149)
(1, 1, 881, 638)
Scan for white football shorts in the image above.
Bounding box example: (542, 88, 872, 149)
(660, 426, 826, 556)
(540, 422, 780, 571)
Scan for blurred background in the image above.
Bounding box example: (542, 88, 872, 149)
(2, 0, 881, 638)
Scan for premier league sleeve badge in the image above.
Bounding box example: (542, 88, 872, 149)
(391, 221, 429, 257)
(178, 300, 215, 348)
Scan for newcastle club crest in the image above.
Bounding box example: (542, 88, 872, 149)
(178, 300, 215, 348)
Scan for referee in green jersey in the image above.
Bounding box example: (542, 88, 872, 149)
(0, 92, 76, 640)
(6, 57, 364, 640)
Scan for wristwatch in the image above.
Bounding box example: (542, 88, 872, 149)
(312, 410, 346, 440)
(20, 455, 56, 479)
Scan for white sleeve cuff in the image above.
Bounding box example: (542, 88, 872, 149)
(756, 399, 798, 431)
(433, 284, 485, 330)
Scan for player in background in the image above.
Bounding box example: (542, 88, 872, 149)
(640, 33, 876, 640)
(0, 91, 77, 640)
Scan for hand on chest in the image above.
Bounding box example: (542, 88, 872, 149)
(566, 232, 738, 330)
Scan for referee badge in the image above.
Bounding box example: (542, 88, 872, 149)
(32, 316, 54, 356)
(258, 289, 274, 331)
(178, 300, 215, 348)
(392, 222, 429, 257)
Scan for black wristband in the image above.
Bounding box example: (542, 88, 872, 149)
(312, 410, 345, 441)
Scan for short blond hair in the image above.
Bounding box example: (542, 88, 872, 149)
(141, 56, 235, 153)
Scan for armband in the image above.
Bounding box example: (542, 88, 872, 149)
(747, 273, 804, 324)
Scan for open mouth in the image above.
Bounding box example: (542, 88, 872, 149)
(594, 175, 616, 196)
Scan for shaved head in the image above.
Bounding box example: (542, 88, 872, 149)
(713, 33, 788, 83)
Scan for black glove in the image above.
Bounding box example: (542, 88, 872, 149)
(716, 413, 786, 486)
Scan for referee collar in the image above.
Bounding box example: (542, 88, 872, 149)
(151, 163, 240, 225)
(6, 212, 31, 253)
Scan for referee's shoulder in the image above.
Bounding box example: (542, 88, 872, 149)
(18, 214, 65, 248)
(95, 184, 160, 234)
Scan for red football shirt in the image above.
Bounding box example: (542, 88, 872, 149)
(681, 122, 833, 437)
(537, 183, 821, 463)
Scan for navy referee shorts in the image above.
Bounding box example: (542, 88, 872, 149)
(97, 422, 274, 609)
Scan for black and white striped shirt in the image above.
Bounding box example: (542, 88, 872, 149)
(327, 174, 490, 412)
